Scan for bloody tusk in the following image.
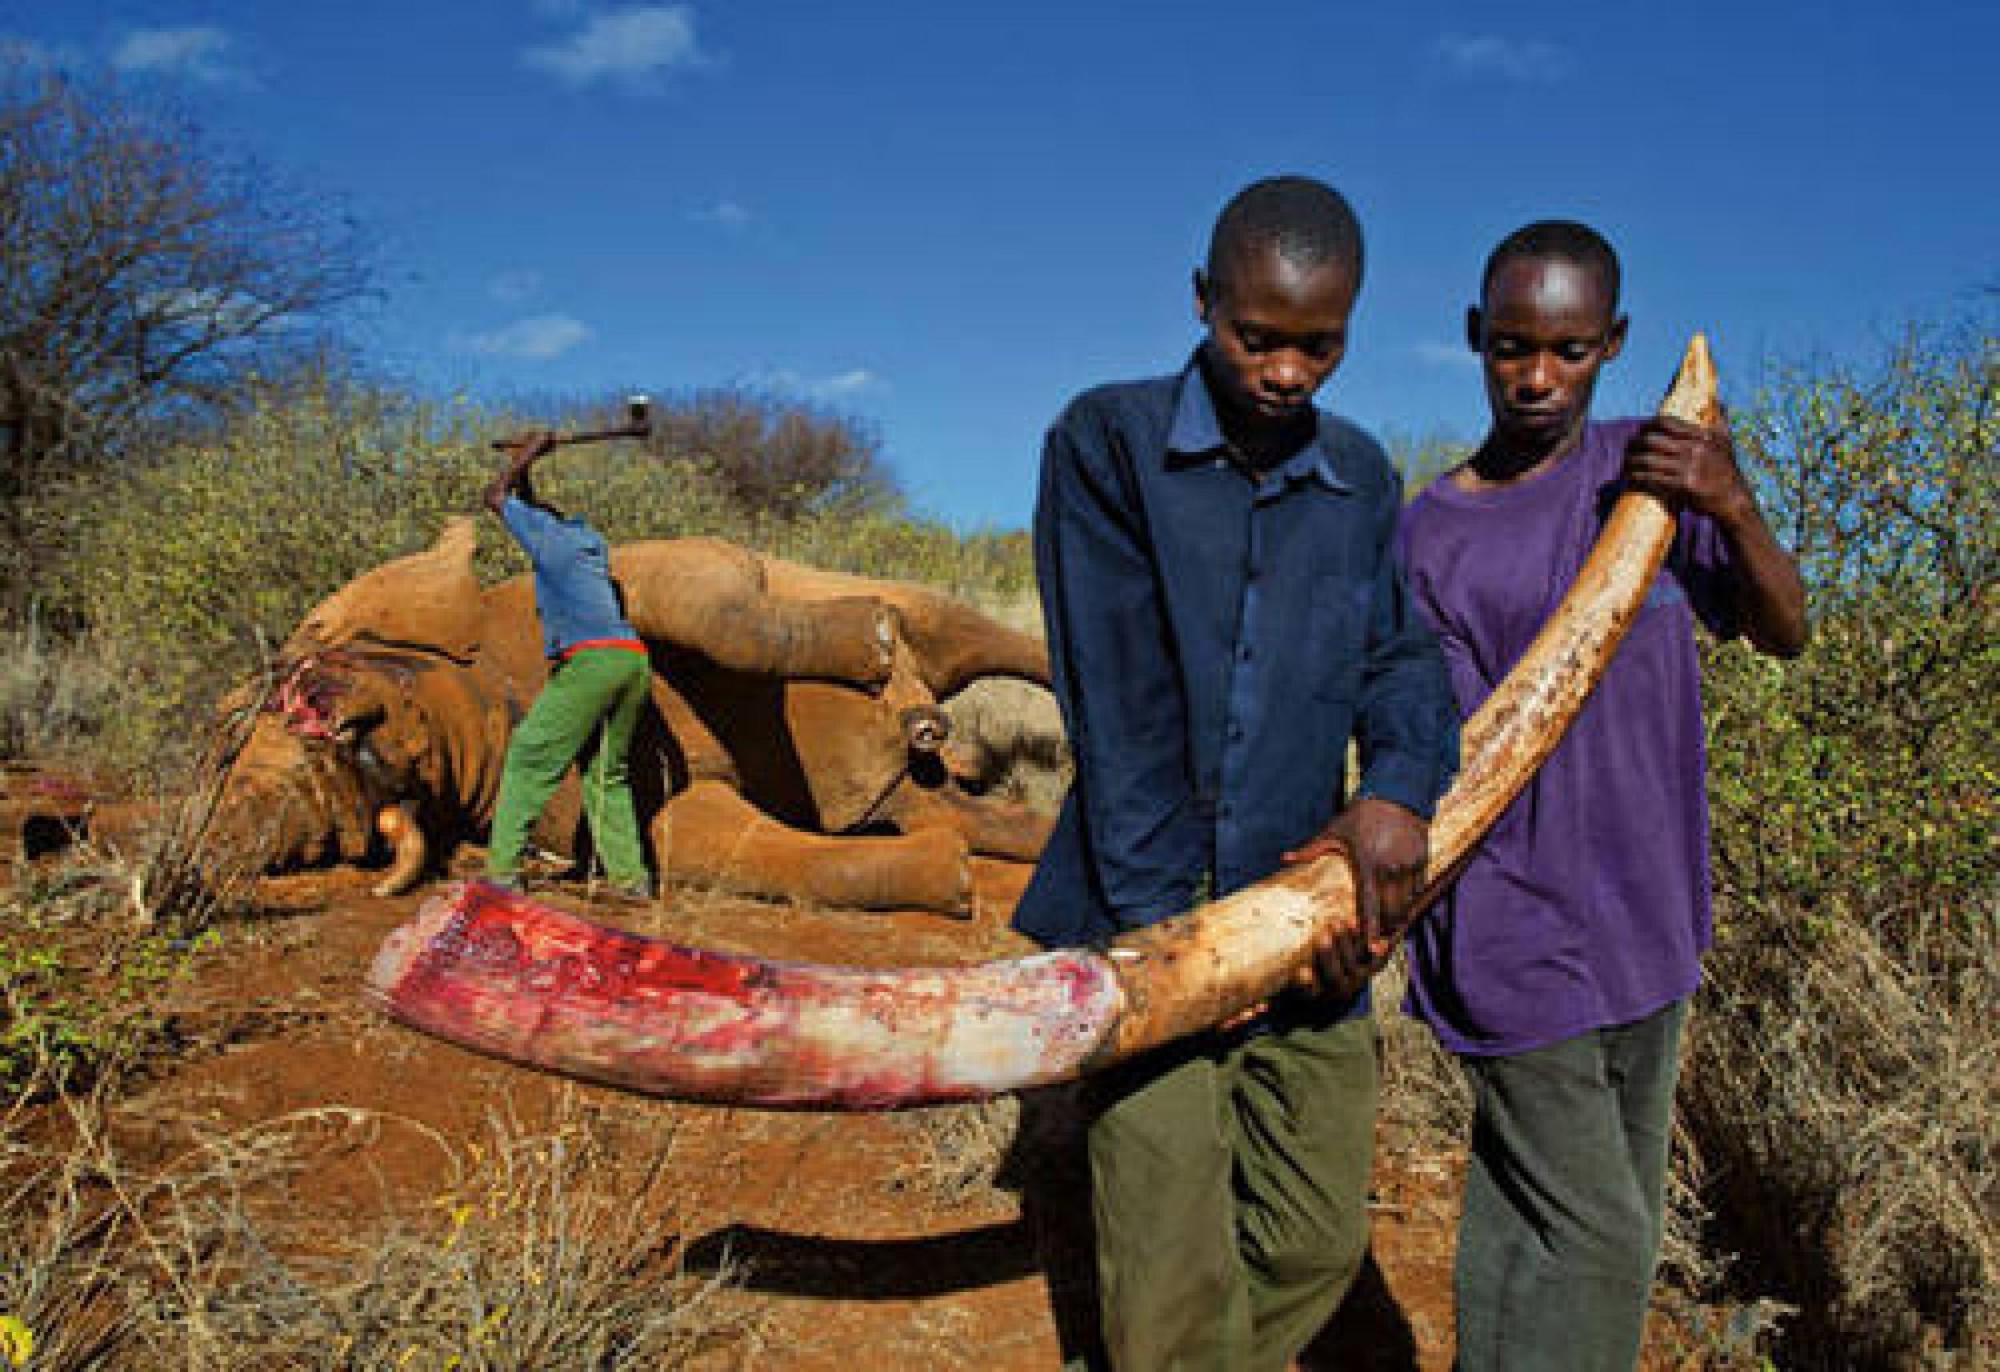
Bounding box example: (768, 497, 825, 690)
(366, 337, 1722, 1109)
(371, 802, 428, 899)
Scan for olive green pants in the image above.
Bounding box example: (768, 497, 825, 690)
(487, 646, 651, 886)
(1078, 1009, 1378, 1372)
(1453, 999, 1688, 1372)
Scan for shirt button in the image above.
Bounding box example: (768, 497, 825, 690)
(1239, 645, 1252, 662)
(1229, 724, 1244, 743)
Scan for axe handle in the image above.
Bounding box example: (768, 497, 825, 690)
(488, 422, 649, 452)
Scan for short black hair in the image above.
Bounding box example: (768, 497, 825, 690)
(1481, 220, 1621, 310)
(1206, 176, 1365, 297)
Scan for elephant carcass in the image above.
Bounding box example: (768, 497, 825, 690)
(367, 337, 1723, 1108)
(210, 527, 1054, 912)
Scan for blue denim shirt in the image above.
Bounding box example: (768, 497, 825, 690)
(1013, 358, 1458, 987)
(500, 495, 639, 659)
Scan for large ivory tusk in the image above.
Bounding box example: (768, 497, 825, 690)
(371, 802, 429, 898)
(366, 337, 1722, 1109)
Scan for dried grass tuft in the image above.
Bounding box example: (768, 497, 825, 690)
(0, 1083, 758, 1370)
(886, 1095, 1024, 1205)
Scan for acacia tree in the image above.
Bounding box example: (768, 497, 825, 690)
(0, 65, 372, 604)
(643, 387, 899, 520)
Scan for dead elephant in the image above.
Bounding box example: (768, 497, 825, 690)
(212, 519, 1056, 915)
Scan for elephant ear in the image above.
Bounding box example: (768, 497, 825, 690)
(291, 519, 485, 663)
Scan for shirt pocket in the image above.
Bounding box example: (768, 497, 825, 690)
(1305, 575, 1369, 703)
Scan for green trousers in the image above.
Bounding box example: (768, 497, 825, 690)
(487, 646, 651, 886)
(1079, 1008, 1378, 1372)
(1453, 999, 1688, 1372)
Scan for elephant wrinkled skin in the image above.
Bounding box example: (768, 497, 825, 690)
(212, 520, 1055, 915)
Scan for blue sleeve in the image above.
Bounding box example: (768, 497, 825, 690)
(1352, 479, 1460, 819)
(1035, 408, 1208, 927)
(499, 493, 558, 561)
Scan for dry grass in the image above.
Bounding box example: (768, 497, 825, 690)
(1371, 952, 1471, 1156)
(0, 625, 122, 765)
(0, 1079, 758, 1370)
(1679, 907, 1998, 1369)
(886, 1095, 1024, 1206)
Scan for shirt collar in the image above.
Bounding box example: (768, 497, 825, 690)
(1165, 352, 1350, 494)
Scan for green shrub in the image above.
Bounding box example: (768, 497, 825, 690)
(0, 889, 212, 1103)
(1681, 315, 1997, 1367)
(40, 369, 501, 767)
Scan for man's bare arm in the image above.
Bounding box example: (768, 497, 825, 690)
(1623, 415, 1809, 658)
(483, 430, 558, 514)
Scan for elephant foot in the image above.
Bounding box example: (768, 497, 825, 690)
(880, 782, 1056, 865)
(654, 780, 972, 917)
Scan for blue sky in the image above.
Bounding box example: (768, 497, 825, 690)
(6, 2, 1995, 528)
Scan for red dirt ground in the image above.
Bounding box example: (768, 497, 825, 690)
(6, 778, 1719, 1369)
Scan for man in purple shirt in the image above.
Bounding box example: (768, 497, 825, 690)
(1396, 221, 1807, 1371)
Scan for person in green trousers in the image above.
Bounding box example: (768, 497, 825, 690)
(1013, 175, 1458, 1371)
(482, 429, 652, 900)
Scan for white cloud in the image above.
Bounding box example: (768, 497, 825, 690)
(690, 199, 751, 228)
(1413, 340, 1480, 369)
(1435, 34, 1571, 83)
(488, 269, 544, 304)
(0, 36, 76, 69)
(745, 366, 883, 400)
(111, 26, 252, 86)
(524, 5, 707, 88)
(813, 368, 877, 398)
(460, 314, 591, 361)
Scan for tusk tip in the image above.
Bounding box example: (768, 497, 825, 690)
(1666, 333, 1723, 428)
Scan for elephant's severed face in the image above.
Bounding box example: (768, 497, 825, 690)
(213, 653, 435, 873)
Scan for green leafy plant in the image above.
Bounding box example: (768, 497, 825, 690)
(1680, 313, 1997, 1368)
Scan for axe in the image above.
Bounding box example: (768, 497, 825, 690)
(488, 394, 652, 452)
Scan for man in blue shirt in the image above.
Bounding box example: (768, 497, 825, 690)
(482, 430, 653, 900)
(1015, 176, 1456, 1371)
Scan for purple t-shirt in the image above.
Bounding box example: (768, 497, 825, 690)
(1396, 419, 1740, 1056)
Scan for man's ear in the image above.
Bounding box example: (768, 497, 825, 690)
(1604, 313, 1630, 363)
(1193, 267, 1213, 325)
(1464, 305, 1484, 354)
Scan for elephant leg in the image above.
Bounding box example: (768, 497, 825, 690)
(762, 562, 1051, 697)
(652, 779, 971, 916)
(613, 542, 897, 687)
(877, 775, 1055, 864)
(897, 607, 1050, 698)
(700, 592, 897, 686)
